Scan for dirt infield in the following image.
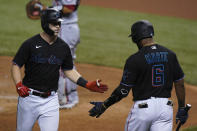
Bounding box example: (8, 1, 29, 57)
(0, 56, 197, 131)
(81, 0, 197, 20)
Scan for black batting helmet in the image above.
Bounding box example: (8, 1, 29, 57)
(129, 20, 154, 43)
(41, 8, 63, 36)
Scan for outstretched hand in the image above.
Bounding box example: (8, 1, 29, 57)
(89, 102, 107, 118)
(86, 79, 108, 93)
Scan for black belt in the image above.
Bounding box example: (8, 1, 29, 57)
(32, 91, 52, 98)
(138, 100, 173, 108)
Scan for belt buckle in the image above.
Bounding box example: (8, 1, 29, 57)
(138, 103, 148, 108)
(51, 91, 56, 95)
(42, 92, 51, 98)
(39, 93, 43, 97)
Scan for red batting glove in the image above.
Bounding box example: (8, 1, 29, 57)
(16, 81, 30, 97)
(86, 79, 108, 93)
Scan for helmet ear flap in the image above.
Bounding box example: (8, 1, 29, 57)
(131, 34, 138, 43)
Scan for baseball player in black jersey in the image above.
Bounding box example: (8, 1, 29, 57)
(11, 8, 108, 131)
(89, 20, 188, 131)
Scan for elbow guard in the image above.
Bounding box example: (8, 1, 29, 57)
(113, 84, 130, 98)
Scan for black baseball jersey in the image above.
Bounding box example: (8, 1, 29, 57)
(13, 34, 73, 92)
(120, 44, 184, 101)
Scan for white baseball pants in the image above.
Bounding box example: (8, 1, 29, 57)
(125, 97, 173, 131)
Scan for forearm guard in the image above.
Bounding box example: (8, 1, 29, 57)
(104, 84, 132, 108)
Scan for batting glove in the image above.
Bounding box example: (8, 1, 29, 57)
(176, 107, 189, 124)
(89, 102, 107, 118)
(86, 79, 108, 93)
(16, 81, 30, 97)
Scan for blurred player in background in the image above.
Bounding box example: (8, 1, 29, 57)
(52, 0, 81, 109)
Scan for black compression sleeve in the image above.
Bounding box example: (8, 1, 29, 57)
(104, 93, 122, 108)
(104, 84, 131, 108)
(77, 77, 88, 88)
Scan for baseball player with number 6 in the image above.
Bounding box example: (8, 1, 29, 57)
(89, 20, 189, 131)
(11, 8, 108, 131)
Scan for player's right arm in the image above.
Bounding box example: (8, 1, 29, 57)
(11, 41, 31, 97)
(11, 63, 31, 97)
(89, 58, 136, 118)
(11, 64, 22, 85)
(88, 83, 132, 118)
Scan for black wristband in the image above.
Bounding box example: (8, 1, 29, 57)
(77, 77, 88, 88)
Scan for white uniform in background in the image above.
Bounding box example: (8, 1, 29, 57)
(53, 0, 80, 109)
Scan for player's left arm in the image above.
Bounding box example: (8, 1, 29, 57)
(63, 69, 108, 93)
(61, 5, 76, 14)
(174, 79, 185, 107)
(173, 54, 185, 108)
(64, 69, 81, 83)
(53, 0, 80, 16)
(53, 5, 76, 14)
(174, 78, 189, 124)
(173, 54, 188, 125)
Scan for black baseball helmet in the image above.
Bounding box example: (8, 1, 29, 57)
(41, 8, 63, 36)
(129, 20, 154, 43)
